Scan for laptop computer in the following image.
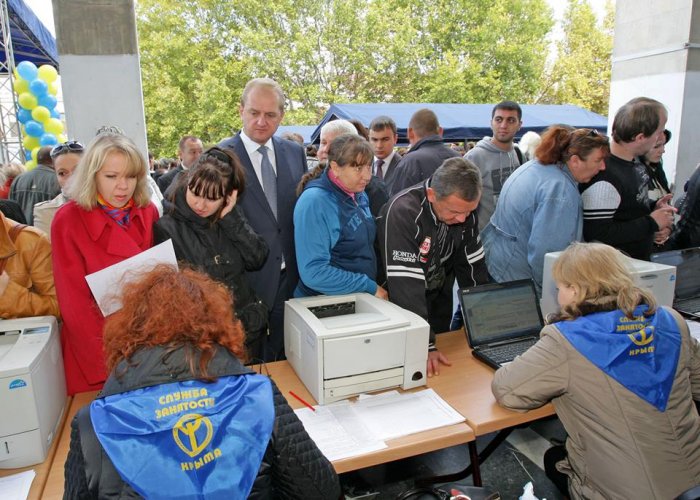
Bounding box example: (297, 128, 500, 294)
(651, 247, 700, 319)
(458, 279, 544, 369)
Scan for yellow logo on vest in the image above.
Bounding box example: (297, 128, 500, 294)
(173, 413, 223, 471)
(628, 326, 655, 356)
(173, 413, 213, 457)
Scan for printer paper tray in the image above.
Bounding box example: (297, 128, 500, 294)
(324, 367, 403, 402)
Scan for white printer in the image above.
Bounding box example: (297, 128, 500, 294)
(0, 316, 67, 468)
(284, 293, 429, 405)
(541, 251, 676, 318)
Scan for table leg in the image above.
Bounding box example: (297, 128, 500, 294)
(415, 429, 514, 487)
(469, 441, 482, 486)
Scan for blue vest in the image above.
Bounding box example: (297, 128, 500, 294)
(90, 374, 274, 499)
(556, 306, 681, 411)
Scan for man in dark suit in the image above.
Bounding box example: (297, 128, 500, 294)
(156, 135, 203, 196)
(219, 78, 306, 362)
(369, 116, 401, 194)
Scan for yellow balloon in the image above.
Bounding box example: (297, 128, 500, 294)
(18, 92, 38, 110)
(31, 147, 40, 162)
(25, 159, 37, 171)
(13, 78, 29, 95)
(57, 134, 67, 143)
(22, 135, 40, 151)
(44, 118, 64, 135)
(31, 106, 51, 123)
(37, 65, 58, 83)
(48, 82, 59, 96)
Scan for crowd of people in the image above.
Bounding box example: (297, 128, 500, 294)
(1, 77, 699, 498)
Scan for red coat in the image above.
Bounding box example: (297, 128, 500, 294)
(51, 201, 158, 395)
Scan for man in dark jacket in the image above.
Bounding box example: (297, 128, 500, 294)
(378, 158, 489, 377)
(389, 108, 459, 195)
(9, 146, 60, 225)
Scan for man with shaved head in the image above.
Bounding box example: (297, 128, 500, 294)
(389, 108, 459, 195)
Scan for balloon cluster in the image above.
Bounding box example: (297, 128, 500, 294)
(13, 61, 65, 170)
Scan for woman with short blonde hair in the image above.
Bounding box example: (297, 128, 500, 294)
(68, 134, 151, 209)
(52, 132, 158, 395)
(493, 242, 700, 499)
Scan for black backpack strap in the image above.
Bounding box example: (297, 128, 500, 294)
(514, 145, 524, 166)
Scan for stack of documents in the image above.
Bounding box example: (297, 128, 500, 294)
(294, 389, 464, 461)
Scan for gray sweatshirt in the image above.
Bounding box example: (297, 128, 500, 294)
(465, 138, 521, 230)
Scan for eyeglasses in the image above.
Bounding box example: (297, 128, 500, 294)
(50, 140, 84, 159)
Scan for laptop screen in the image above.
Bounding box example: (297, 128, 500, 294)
(651, 248, 700, 300)
(459, 279, 544, 347)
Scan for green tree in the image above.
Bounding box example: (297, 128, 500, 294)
(538, 0, 614, 114)
(136, 0, 556, 155)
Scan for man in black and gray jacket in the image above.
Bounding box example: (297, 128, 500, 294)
(378, 157, 489, 377)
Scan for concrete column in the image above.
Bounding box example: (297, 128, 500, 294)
(609, 0, 700, 193)
(52, 0, 148, 156)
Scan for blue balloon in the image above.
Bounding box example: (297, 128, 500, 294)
(24, 150, 32, 161)
(17, 108, 32, 124)
(16, 61, 38, 81)
(50, 108, 60, 119)
(29, 78, 48, 96)
(24, 120, 44, 137)
(38, 94, 57, 109)
(39, 133, 58, 146)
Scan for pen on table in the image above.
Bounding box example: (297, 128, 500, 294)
(289, 390, 315, 412)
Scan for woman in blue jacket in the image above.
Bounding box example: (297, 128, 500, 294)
(482, 126, 609, 294)
(294, 134, 387, 298)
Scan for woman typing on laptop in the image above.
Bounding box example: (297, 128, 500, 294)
(491, 242, 700, 499)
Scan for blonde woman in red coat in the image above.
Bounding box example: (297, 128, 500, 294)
(52, 133, 158, 395)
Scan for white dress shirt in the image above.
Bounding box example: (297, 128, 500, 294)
(239, 131, 278, 187)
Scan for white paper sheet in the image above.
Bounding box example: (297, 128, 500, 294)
(688, 319, 700, 341)
(0, 469, 35, 500)
(295, 404, 386, 461)
(85, 240, 178, 316)
(353, 388, 465, 441)
(295, 389, 464, 461)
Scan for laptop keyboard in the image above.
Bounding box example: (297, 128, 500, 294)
(480, 338, 539, 363)
(676, 297, 700, 313)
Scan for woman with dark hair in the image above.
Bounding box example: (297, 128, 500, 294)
(52, 133, 158, 395)
(481, 126, 609, 293)
(294, 134, 387, 298)
(154, 147, 269, 361)
(492, 242, 700, 499)
(64, 265, 341, 499)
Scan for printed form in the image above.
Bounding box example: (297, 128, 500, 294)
(295, 389, 464, 461)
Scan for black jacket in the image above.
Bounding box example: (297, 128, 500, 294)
(63, 346, 341, 499)
(378, 179, 489, 346)
(153, 187, 269, 336)
(389, 135, 460, 195)
(668, 164, 700, 250)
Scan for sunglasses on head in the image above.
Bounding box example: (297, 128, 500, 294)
(204, 147, 233, 166)
(50, 140, 84, 159)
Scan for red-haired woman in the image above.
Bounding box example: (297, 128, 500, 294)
(63, 265, 340, 499)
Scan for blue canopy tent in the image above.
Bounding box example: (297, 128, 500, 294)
(310, 103, 608, 144)
(1, 0, 58, 69)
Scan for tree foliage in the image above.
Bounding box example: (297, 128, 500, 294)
(136, 0, 612, 155)
(537, 0, 614, 114)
